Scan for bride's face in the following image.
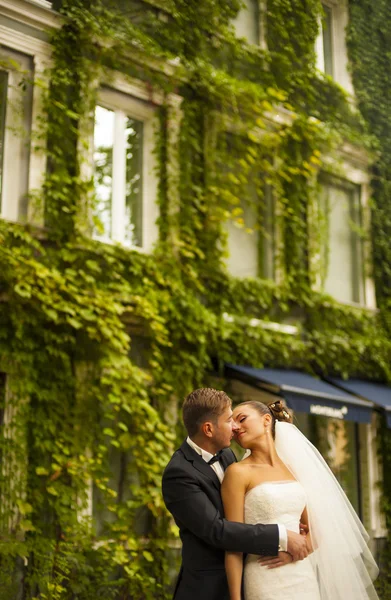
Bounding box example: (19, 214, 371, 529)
(232, 405, 272, 448)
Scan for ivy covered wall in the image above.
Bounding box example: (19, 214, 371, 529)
(0, 0, 390, 598)
(347, 1, 391, 595)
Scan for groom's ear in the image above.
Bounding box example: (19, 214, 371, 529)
(202, 421, 214, 437)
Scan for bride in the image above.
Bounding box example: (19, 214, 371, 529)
(221, 400, 379, 600)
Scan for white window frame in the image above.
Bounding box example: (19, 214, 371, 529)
(232, 0, 266, 48)
(320, 177, 365, 304)
(94, 88, 158, 251)
(216, 108, 292, 283)
(315, 3, 333, 76)
(0, 1, 59, 32)
(0, 48, 32, 221)
(311, 146, 376, 309)
(93, 87, 158, 252)
(315, 0, 354, 95)
(88, 74, 182, 254)
(0, 21, 52, 224)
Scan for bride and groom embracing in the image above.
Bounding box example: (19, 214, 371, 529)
(162, 388, 379, 600)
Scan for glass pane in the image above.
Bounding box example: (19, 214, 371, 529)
(310, 415, 360, 513)
(322, 5, 333, 77)
(295, 412, 360, 515)
(226, 196, 259, 278)
(321, 182, 363, 303)
(349, 186, 364, 304)
(232, 0, 260, 45)
(260, 185, 275, 280)
(0, 71, 8, 211)
(124, 118, 143, 247)
(92, 445, 134, 536)
(93, 106, 114, 240)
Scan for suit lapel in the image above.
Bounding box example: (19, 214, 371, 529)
(220, 447, 237, 471)
(180, 440, 221, 489)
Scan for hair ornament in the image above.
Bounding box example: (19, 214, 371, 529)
(268, 399, 291, 422)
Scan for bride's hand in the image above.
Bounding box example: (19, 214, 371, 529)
(299, 521, 309, 535)
(257, 551, 293, 569)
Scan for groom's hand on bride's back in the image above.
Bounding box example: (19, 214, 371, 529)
(286, 530, 309, 561)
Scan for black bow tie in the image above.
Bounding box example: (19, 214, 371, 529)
(208, 450, 224, 465)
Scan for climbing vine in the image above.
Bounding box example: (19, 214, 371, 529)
(347, 0, 391, 592)
(0, 0, 390, 598)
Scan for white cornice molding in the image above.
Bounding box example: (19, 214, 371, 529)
(30, 0, 51, 8)
(103, 68, 182, 107)
(222, 312, 299, 336)
(0, 24, 52, 59)
(0, 0, 61, 32)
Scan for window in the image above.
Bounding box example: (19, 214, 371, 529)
(295, 412, 361, 515)
(94, 107, 143, 246)
(320, 179, 364, 304)
(315, 2, 353, 93)
(316, 4, 333, 77)
(0, 48, 33, 222)
(226, 182, 276, 280)
(259, 184, 276, 280)
(226, 197, 259, 278)
(232, 0, 260, 46)
(92, 88, 158, 250)
(92, 431, 152, 538)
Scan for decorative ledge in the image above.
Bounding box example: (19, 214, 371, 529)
(29, 0, 52, 9)
(0, 0, 61, 31)
(222, 313, 299, 335)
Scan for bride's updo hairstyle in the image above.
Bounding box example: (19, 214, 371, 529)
(238, 399, 292, 439)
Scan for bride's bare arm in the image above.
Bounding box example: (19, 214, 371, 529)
(221, 464, 247, 600)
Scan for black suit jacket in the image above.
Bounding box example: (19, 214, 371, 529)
(162, 440, 279, 600)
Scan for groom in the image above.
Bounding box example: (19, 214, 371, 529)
(162, 388, 308, 600)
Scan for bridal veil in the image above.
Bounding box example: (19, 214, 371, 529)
(274, 421, 379, 600)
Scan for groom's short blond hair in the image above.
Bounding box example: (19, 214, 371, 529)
(182, 388, 231, 437)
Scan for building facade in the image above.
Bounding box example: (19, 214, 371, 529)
(0, 0, 390, 598)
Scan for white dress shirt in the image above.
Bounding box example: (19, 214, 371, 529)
(186, 437, 288, 552)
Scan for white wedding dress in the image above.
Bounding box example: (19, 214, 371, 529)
(243, 480, 321, 600)
(241, 423, 379, 600)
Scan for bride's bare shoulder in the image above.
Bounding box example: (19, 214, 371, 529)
(225, 460, 252, 477)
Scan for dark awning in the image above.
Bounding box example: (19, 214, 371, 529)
(226, 364, 374, 424)
(328, 378, 391, 428)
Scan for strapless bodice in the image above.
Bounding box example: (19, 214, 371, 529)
(243, 480, 321, 600)
(244, 480, 306, 533)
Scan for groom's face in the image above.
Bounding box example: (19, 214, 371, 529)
(212, 405, 239, 450)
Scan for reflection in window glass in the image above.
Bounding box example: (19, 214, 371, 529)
(322, 5, 333, 77)
(226, 196, 259, 278)
(320, 181, 363, 304)
(295, 412, 360, 514)
(260, 185, 275, 280)
(93, 106, 114, 240)
(232, 0, 260, 45)
(125, 118, 143, 247)
(93, 106, 144, 247)
(0, 71, 8, 210)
